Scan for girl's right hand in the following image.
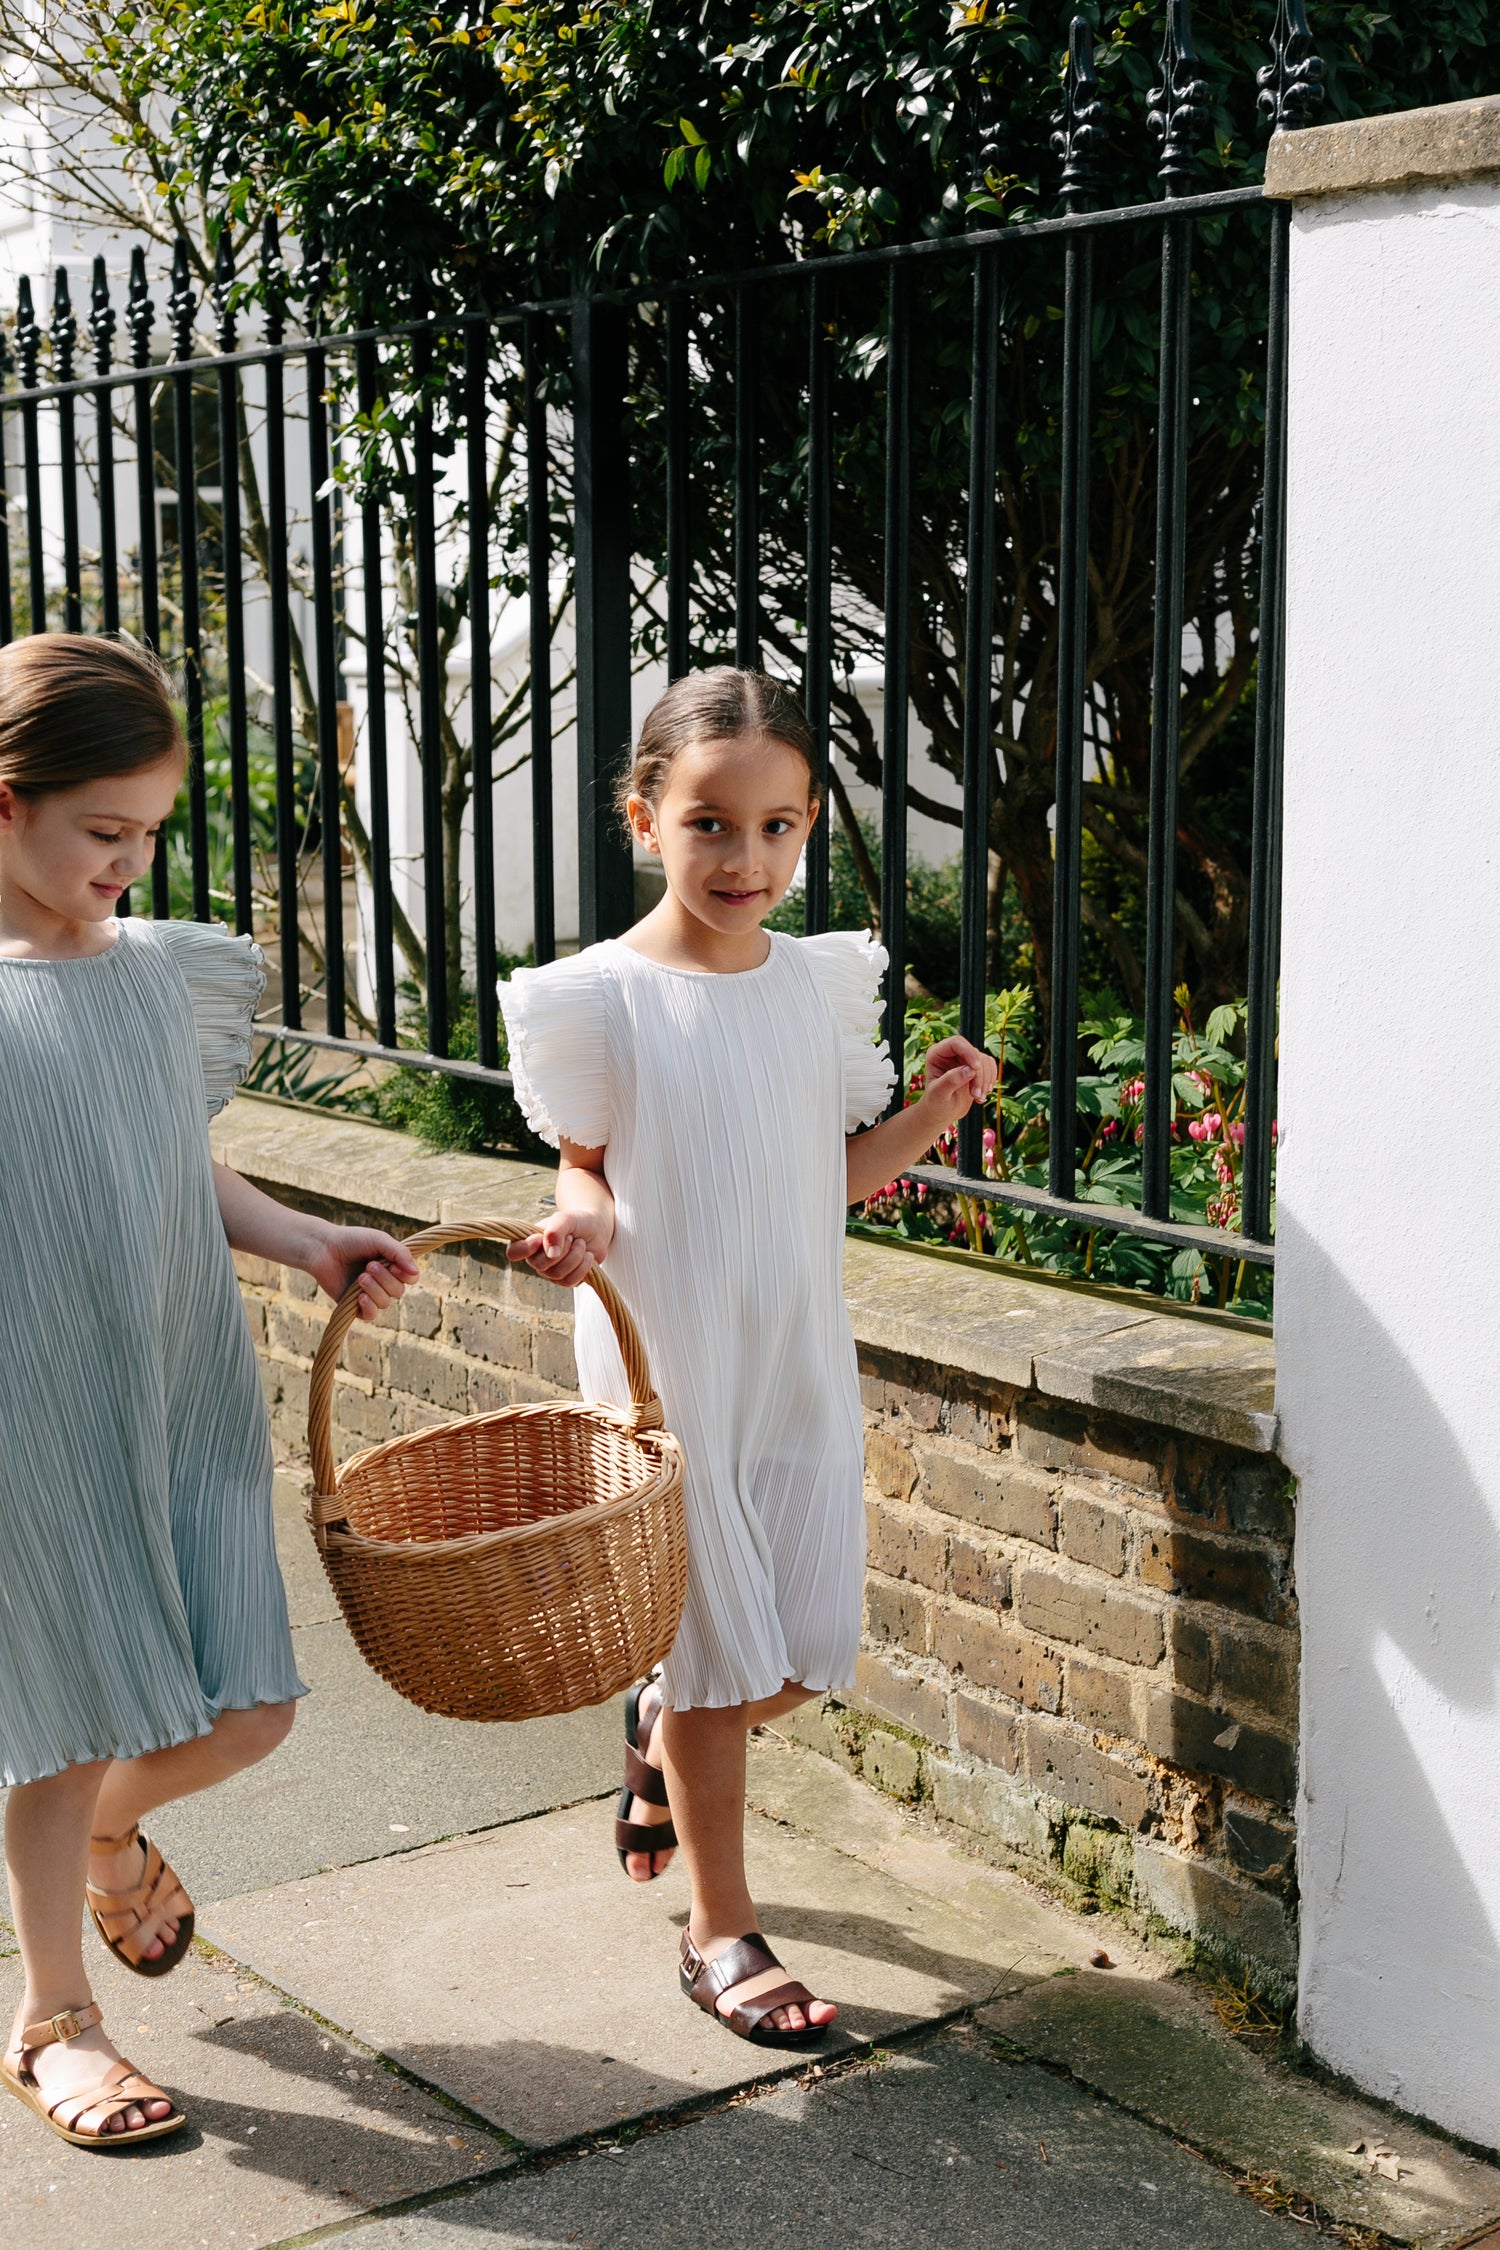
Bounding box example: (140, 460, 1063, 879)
(506, 1207, 613, 1288)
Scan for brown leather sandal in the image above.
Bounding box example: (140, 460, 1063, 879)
(680, 1930, 831, 2049)
(0, 2001, 186, 2147)
(616, 1677, 678, 1877)
(86, 1825, 195, 1978)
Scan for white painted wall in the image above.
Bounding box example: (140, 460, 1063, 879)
(1276, 172, 1500, 2147)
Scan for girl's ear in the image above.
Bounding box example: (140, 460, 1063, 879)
(626, 792, 662, 856)
(0, 780, 25, 835)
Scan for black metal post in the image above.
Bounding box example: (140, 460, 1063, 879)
(0, 329, 12, 647)
(213, 233, 254, 936)
(524, 312, 556, 966)
(261, 218, 300, 1015)
(16, 280, 45, 634)
(880, 263, 912, 1114)
(304, 243, 345, 1033)
(734, 283, 760, 669)
(958, 245, 1000, 1180)
(803, 273, 833, 936)
(51, 270, 81, 633)
(354, 324, 396, 1045)
(411, 285, 448, 1052)
(126, 251, 168, 915)
(666, 292, 691, 683)
(571, 295, 634, 946)
(168, 240, 209, 923)
(466, 309, 499, 1068)
(89, 258, 119, 637)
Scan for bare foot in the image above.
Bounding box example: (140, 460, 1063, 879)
(87, 1833, 180, 1964)
(624, 1682, 676, 1883)
(6, 2012, 174, 2136)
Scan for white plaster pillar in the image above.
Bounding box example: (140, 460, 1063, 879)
(1269, 96, 1500, 2147)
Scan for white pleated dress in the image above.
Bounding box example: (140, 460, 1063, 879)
(500, 929, 894, 1711)
(0, 919, 305, 1788)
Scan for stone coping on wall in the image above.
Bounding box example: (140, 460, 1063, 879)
(212, 1097, 1277, 1454)
(1265, 93, 1500, 202)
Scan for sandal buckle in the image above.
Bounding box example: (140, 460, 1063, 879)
(681, 1936, 705, 1984)
(50, 2011, 83, 2043)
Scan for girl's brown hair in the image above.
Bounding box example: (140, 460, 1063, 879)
(616, 667, 818, 821)
(0, 633, 186, 797)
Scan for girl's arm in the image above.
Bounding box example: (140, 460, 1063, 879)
(212, 1161, 420, 1321)
(845, 1035, 999, 1208)
(506, 1142, 616, 1288)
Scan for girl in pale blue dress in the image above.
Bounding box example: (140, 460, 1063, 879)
(0, 635, 416, 2149)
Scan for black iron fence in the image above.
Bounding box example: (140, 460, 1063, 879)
(0, 2, 1323, 1282)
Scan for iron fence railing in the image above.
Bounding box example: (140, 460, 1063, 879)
(0, 2, 1324, 1276)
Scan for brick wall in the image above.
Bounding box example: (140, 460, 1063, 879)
(227, 1118, 1296, 1987)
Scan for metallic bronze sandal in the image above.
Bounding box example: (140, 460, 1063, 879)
(0, 2002, 185, 2147)
(86, 1825, 195, 1978)
(615, 1676, 678, 1878)
(679, 1930, 831, 2049)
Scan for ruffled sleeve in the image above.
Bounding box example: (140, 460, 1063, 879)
(498, 948, 611, 1150)
(797, 929, 897, 1131)
(149, 920, 266, 1120)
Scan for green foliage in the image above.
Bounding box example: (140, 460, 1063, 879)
(374, 985, 548, 1161)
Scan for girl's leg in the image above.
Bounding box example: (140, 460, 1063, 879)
(4, 1762, 172, 2133)
(659, 1682, 836, 2035)
(88, 1702, 297, 1963)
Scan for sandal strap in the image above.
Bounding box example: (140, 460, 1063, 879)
(20, 2002, 102, 2051)
(89, 1822, 141, 1851)
(48, 2057, 169, 2136)
(723, 1979, 819, 2038)
(615, 1815, 679, 1854)
(623, 1743, 671, 1807)
(680, 1930, 780, 2009)
(86, 1835, 191, 1948)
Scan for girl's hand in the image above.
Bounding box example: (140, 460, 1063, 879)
(506, 1207, 612, 1288)
(306, 1227, 421, 1321)
(920, 1035, 999, 1133)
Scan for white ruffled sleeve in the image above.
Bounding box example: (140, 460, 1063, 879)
(150, 920, 266, 1120)
(498, 949, 611, 1150)
(797, 929, 897, 1131)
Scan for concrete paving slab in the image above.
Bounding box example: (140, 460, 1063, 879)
(335, 2027, 1308, 2250)
(981, 1970, 1500, 2248)
(0, 1944, 507, 2250)
(1033, 1317, 1277, 1452)
(200, 1800, 1058, 2151)
(139, 1482, 623, 1904)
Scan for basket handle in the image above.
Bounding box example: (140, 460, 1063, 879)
(307, 1216, 662, 1499)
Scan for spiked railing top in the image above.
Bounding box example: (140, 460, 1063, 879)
(1052, 16, 1109, 213)
(126, 246, 154, 369)
(260, 212, 288, 347)
(50, 267, 77, 385)
(966, 79, 1010, 227)
(89, 255, 116, 376)
(1147, 0, 1209, 194)
(14, 275, 41, 389)
(302, 232, 332, 329)
(213, 230, 237, 353)
(1258, 0, 1325, 136)
(167, 236, 196, 363)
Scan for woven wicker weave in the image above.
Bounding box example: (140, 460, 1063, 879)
(306, 1218, 687, 1722)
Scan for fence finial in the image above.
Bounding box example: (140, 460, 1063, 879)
(168, 236, 196, 363)
(967, 79, 1010, 226)
(302, 229, 331, 328)
(213, 228, 237, 353)
(260, 212, 287, 348)
(90, 255, 115, 377)
(1147, 0, 1208, 194)
(15, 275, 40, 389)
(1258, 0, 1324, 136)
(50, 266, 77, 385)
(127, 246, 154, 370)
(1053, 17, 1108, 213)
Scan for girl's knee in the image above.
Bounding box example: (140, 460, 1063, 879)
(216, 1700, 296, 1763)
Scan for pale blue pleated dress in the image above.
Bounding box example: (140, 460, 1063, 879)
(500, 930, 895, 1711)
(0, 919, 306, 1788)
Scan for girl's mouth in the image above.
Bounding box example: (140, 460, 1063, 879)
(713, 888, 762, 905)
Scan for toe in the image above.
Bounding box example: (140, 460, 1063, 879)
(809, 1998, 838, 2026)
(625, 1851, 654, 1883)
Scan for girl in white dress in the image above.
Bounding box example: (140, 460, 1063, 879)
(0, 635, 416, 2148)
(501, 668, 995, 2046)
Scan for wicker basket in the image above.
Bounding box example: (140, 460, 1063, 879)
(305, 1218, 687, 1722)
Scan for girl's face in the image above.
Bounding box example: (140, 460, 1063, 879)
(0, 755, 184, 929)
(629, 733, 817, 937)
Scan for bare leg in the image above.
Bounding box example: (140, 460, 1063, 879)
(4, 1762, 171, 2134)
(659, 1682, 836, 2036)
(88, 1702, 297, 1963)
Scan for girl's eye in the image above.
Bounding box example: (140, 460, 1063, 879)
(90, 831, 123, 845)
(691, 817, 725, 834)
(764, 819, 794, 837)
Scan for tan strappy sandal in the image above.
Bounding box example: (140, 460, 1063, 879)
(86, 1825, 195, 1978)
(0, 2002, 185, 2147)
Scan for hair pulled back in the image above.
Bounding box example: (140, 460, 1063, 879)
(0, 633, 186, 798)
(616, 667, 817, 822)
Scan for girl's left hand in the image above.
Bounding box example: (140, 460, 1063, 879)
(921, 1035, 999, 1128)
(306, 1227, 421, 1322)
